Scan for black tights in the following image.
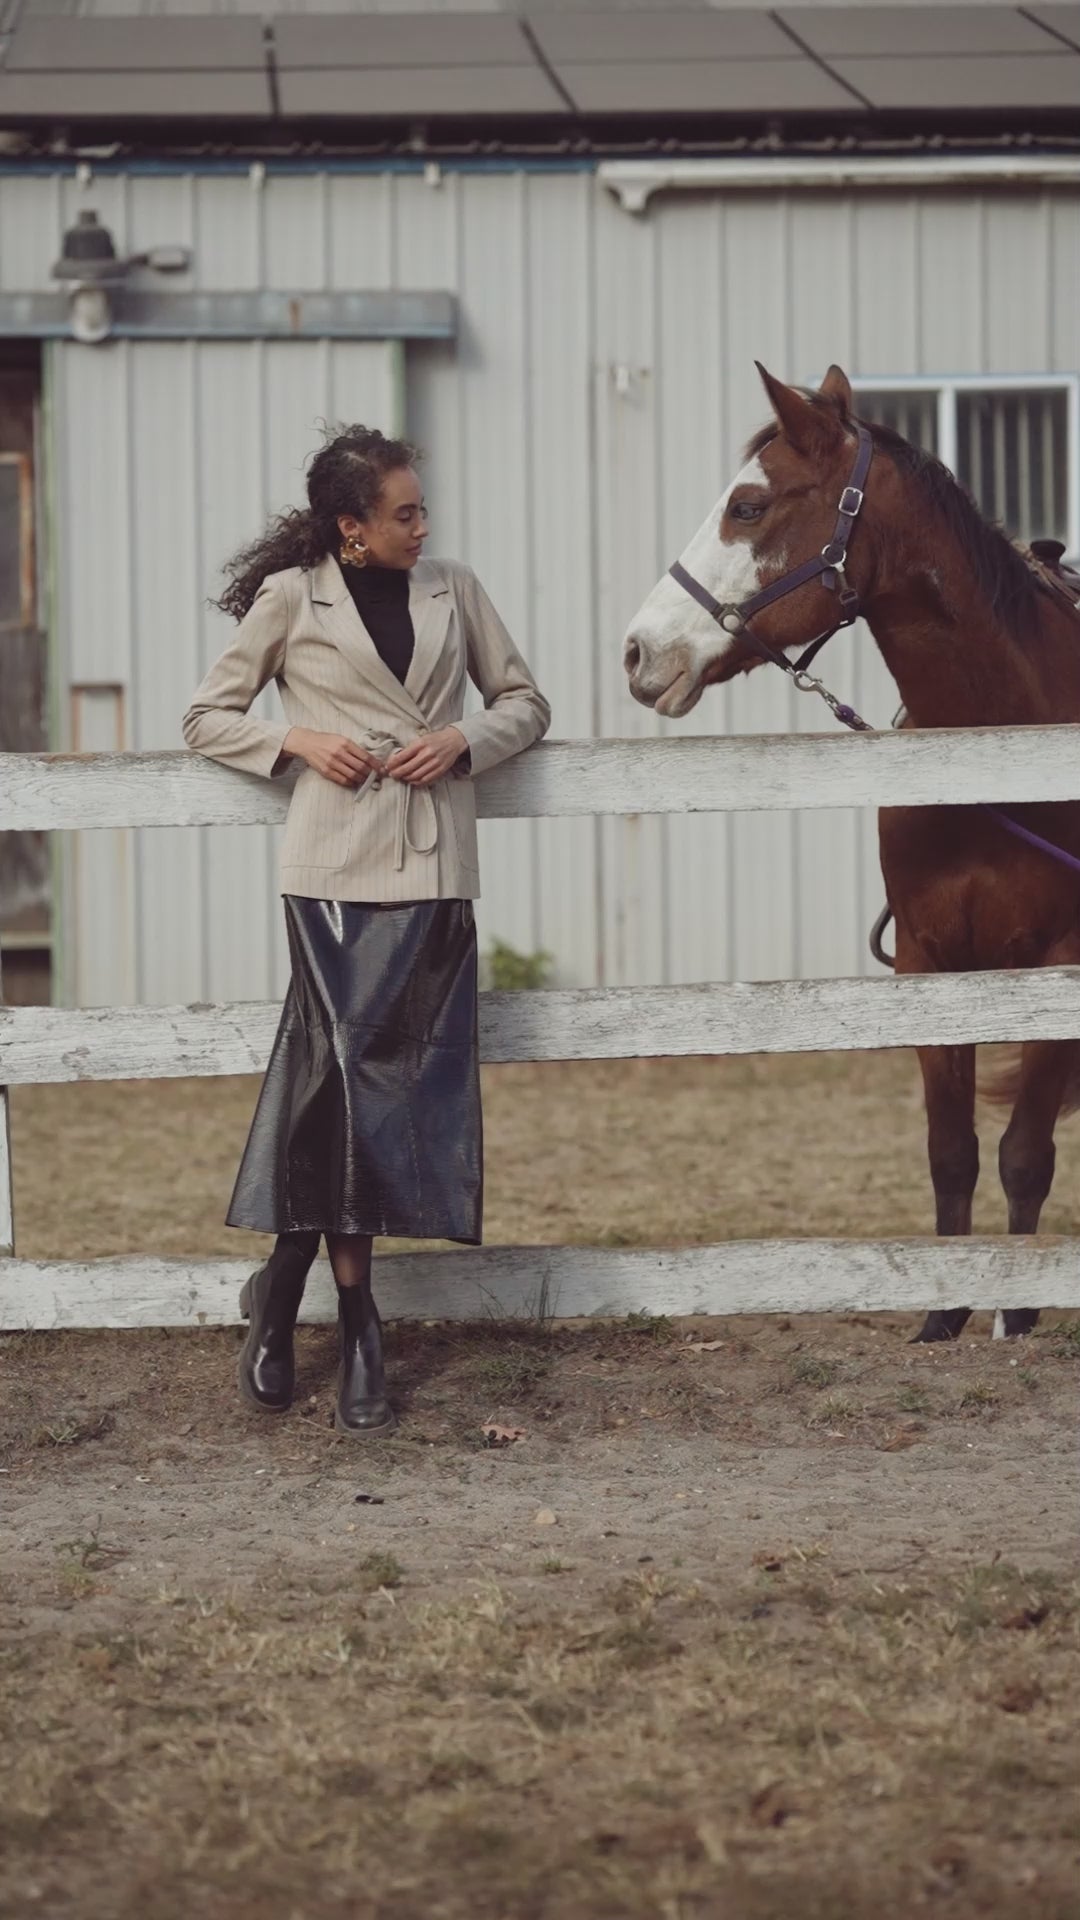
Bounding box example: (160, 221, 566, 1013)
(324, 1231, 374, 1291)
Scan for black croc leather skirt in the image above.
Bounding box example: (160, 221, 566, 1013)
(226, 896, 482, 1243)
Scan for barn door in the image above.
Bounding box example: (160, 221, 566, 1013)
(50, 335, 401, 1007)
(0, 349, 49, 1006)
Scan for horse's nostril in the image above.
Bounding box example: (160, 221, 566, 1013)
(624, 637, 641, 674)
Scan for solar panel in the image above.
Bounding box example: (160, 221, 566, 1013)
(278, 65, 568, 115)
(788, 6, 1062, 57)
(835, 52, 1080, 107)
(555, 58, 858, 111)
(1026, 5, 1080, 49)
(6, 16, 266, 71)
(273, 11, 533, 70)
(0, 73, 271, 116)
(528, 8, 793, 63)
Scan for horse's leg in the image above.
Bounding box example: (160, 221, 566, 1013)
(996, 1039, 1077, 1338)
(911, 1042, 979, 1343)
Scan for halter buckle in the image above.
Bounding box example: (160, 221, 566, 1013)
(837, 583, 860, 624)
(838, 485, 864, 517)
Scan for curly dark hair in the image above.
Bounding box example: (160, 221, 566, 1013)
(214, 423, 421, 622)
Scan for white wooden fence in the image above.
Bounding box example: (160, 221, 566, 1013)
(3, 730, 1080, 1331)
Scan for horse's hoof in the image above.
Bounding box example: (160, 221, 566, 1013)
(1000, 1309, 1040, 1339)
(911, 1309, 972, 1344)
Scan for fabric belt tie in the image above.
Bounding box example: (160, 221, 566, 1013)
(355, 736, 439, 872)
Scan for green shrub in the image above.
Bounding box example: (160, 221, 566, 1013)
(486, 939, 554, 992)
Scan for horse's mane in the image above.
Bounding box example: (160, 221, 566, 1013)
(745, 399, 1042, 644)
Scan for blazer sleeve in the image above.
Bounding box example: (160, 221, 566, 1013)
(182, 575, 295, 779)
(450, 567, 552, 778)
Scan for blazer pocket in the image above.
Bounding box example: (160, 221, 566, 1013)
(281, 767, 356, 870)
(445, 773, 481, 880)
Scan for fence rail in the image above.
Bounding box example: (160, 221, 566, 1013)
(6, 725, 1080, 828)
(4, 968, 1080, 1085)
(4, 737, 1080, 1331)
(2, 1238, 1072, 1334)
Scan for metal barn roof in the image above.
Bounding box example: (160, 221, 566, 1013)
(0, 1, 1077, 135)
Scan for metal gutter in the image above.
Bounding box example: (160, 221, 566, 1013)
(600, 152, 1080, 212)
(0, 156, 600, 177)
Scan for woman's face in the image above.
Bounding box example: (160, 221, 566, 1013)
(339, 466, 428, 570)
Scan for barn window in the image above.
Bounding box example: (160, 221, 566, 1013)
(852, 377, 1079, 557)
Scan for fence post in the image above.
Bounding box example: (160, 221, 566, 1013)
(0, 945, 12, 1256)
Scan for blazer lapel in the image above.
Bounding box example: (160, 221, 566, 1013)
(309, 554, 423, 727)
(404, 565, 453, 708)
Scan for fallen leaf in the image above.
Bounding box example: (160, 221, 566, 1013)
(752, 1550, 785, 1572)
(76, 1646, 114, 1675)
(354, 1493, 385, 1506)
(481, 1423, 526, 1448)
(534, 1507, 557, 1527)
(1001, 1603, 1049, 1631)
(683, 1340, 725, 1355)
(749, 1783, 793, 1828)
(879, 1429, 920, 1452)
(996, 1681, 1042, 1714)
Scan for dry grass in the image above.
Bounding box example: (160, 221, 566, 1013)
(1, 1555, 1078, 1920)
(6, 1053, 1080, 1917)
(15, 1047, 1080, 1262)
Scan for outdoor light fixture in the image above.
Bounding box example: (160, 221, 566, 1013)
(50, 209, 192, 344)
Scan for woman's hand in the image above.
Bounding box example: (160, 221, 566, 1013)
(385, 727, 469, 787)
(283, 727, 386, 788)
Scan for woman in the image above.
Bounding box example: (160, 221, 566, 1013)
(183, 426, 550, 1438)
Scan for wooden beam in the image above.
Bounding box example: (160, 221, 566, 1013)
(4, 966, 1080, 1086)
(6, 726, 1080, 830)
(1, 1236, 1077, 1331)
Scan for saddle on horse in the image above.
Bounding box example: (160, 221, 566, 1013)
(1025, 537, 1080, 610)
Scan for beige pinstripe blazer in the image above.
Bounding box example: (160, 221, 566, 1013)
(182, 554, 550, 902)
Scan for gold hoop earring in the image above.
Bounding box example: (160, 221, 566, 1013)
(340, 533, 370, 569)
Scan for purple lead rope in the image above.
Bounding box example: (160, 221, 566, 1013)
(983, 804, 1080, 877)
(807, 676, 1080, 879)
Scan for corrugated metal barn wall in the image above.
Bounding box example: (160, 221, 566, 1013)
(2, 170, 1078, 1004)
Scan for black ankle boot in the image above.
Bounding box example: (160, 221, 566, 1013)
(237, 1231, 320, 1412)
(334, 1281, 395, 1436)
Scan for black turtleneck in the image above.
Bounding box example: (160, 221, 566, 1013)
(343, 562, 415, 687)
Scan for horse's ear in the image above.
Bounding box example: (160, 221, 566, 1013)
(819, 364, 854, 416)
(755, 362, 836, 455)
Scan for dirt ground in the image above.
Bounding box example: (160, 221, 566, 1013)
(15, 1047, 1080, 1264)
(3, 1054, 1080, 1919)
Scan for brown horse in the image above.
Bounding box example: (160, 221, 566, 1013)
(623, 362, 1080, 1342)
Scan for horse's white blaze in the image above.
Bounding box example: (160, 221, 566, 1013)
(623, 457, 768, 715)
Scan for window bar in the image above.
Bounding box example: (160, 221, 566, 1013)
(992, 395, 1007, 531)
(1041, 391, 1056, 547)
(1017, 395, 1032, 543)
(1067, 378, 1080, 559)
(963, 392, 978, 502)
(937, 385, 957, 478)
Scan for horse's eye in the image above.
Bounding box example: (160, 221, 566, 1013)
(730, 499, 766, 523)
